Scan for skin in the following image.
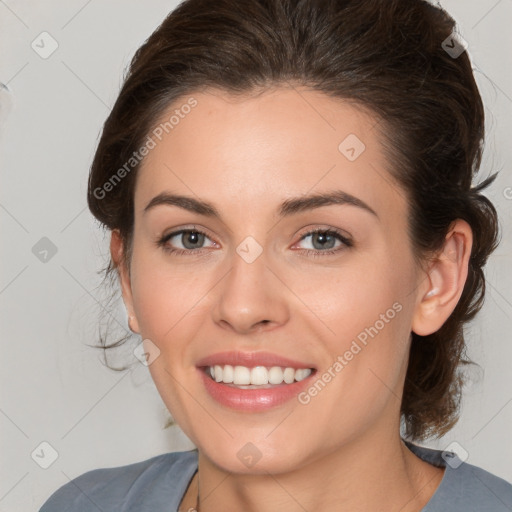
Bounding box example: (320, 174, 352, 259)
(111, 85, 473, 511)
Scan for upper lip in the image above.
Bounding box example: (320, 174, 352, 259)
(196, 351, 316, 370)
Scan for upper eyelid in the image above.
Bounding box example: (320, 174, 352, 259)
(161, 226, 215, 242)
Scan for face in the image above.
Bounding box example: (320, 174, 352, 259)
(119, 86, 428, 474)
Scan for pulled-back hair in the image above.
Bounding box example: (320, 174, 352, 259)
(87, 0, 500, 441)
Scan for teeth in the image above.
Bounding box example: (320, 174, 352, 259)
(207, 365, 312, 386)
(294, 368, 311, 381)
(222, 364, 234, 383)
(233, 365, 251, 385)
(250, 366, 268, 385)
(268, 366, 284, 384)
(283, 367, 295, 384)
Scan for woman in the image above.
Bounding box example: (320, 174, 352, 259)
(41, 0, 512, 510)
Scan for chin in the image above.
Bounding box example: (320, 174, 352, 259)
(195, 430, 315, 475)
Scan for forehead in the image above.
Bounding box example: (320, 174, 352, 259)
(134, 86, 406, 221)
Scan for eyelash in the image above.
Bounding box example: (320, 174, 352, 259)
(156, 226, 353, 258)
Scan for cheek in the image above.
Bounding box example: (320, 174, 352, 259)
(301, 246, 416, 407)
(294, 246, 414, 343)
(128, 252, 208, 435)
(129, 248, 208, 341)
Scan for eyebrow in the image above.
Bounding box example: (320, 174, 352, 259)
(143, 189, 378, 219)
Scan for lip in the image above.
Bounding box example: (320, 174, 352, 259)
(198, 369, 316, 411)
(196, 351, 316, 412)
(195, 351, 315, 370)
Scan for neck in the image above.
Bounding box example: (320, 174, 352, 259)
(191, 430, 443, 512)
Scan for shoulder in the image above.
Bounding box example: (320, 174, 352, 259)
(405, 441, 512, 511)
(39, 449, 198, 512)
(435, 459, 512, 511)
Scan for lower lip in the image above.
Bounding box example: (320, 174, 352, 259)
(198, 368, 315, 411)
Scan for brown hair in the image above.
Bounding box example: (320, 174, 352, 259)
(87, 0, 500, 441)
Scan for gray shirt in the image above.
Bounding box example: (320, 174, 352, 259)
(40, 440, 512, 511)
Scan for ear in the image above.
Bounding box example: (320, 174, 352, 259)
(110, 230, 140, 334)
(412, 219, 473, 336)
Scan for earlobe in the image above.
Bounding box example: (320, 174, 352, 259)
(110, 230, 140, 334)
(127, 315, 138, 333)
(412, 220, 473, 336)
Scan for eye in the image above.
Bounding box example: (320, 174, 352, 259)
(157, 227, 216, 255)
(294, 228, 352, 256)
(156, 226, 352, 257)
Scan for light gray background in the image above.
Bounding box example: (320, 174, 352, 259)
(1, 1, 511, 510)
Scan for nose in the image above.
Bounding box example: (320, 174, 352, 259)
(211, 247, 290, 335)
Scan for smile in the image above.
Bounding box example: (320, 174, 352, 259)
(196, 351, 317, 411)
